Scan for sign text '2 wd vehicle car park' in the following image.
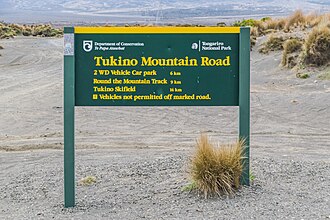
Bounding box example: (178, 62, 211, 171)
(64, 26, 250, 207)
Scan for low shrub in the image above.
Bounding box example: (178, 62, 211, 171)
(0, 22, 63, 38)
(78, 176, 97, 186)
(22, 27, 32, 36)
(250, 36, 257, 48)
(305, 13, 321, 28)
(285, 10, 306, 31)
(281, 39, 303, 67)
(190, 134, 244, 198)
(261, 17, 271, 22)
(296, 72, 309, 79)
(233, 19, 258, 27)
(250, 26, 259, 37)
(265, 18, 286, 31)
(0, 23, 16, 39)
(259, 35, 285, 54)
(216, 22, 227, 27)
(302, 25, 330, 66)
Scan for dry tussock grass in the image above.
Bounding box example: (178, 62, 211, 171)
(250, 26, 259, 37)
(259, 34, 285, 54)
(285, 10, 306, 31)
(302, 24, 330, 66)
(190, 134, 244, 198)
(253, 11, 330, 34)
(305, 12, 321, 27)
(305, 13, 330, 28)
(281, 39, 303, 67)
(264, 18, 286, 31)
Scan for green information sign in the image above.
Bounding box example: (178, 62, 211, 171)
(64, 26, 250, 207)
(74, 27, 239, 106)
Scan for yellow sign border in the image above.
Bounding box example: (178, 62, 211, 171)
(74, 27, 240, 34)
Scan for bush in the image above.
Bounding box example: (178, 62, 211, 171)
(0, 31, 15, 39)
(305, 13, 321, 27)
(216, 22, 226, 27)
(261, 17, 271, 22)
(285, 10, 306, 31)
(0, 23, 16, 39)
(250, 36, 257, 48)
(9, 23, 23, 35)
(22, 27, 32, 36)
(264, 18, 286, 31)
(296, 73, 309, 79)
(78, 176, 97, 186)
(282, 39, 303, 67)
(190, 134, 244, 198)
(250, 26, 259, 37)
(302, 25, 330, 66)
(0, 22, 63, 38)
(259, 35, 285, 54)
(233, 19, 258, 27)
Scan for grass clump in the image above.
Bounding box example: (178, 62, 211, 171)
(78, 176, 97, 186)
(181, 181, 197, 192)
(0, 22, 63, 38)
(264, 18, 286, 31)
(285, 10, 306, 31)
(259, 35, 285, 54)
(190, 134, 244, 198)
(31, 24, 63, 37)
(234, 19, 265, 35)
(301, 25, 330, 66)
(261, 17, 271, 22)
(296, 72, 309, 79)
(250, 26, 259, 37)
(0, 23, 16, 39)
(233, 19, 258, 27)
(249, 172, 256, 182)
(216, 22, 227, 27)
(281, 39, 303, 67)
(305, 13, 321, 28)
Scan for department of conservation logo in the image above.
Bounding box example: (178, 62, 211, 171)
(83, 40, 93, 52)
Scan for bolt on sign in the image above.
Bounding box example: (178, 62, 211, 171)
(64, 26, 250, 207)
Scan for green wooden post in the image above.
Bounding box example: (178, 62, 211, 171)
(239, 27, 250, 186)
(64, 27, 75, 207)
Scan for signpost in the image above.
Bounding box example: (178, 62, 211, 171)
(64, 26, 250, 207)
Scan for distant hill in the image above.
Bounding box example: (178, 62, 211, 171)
(0, 0, 329, 24)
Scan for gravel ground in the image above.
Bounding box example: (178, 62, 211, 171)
(1, 148, 330, 219)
